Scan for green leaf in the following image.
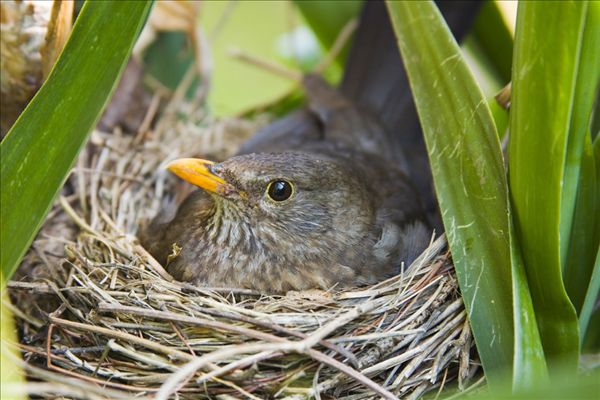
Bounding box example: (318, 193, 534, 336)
(1, 278, 26, 400)
(472, 0, 513, 84)
(565, 134, 599, 317)
(562, 1, 600, 314)
(510, 227, 548, 391)
(509, 1, 584, 372)
(460, 36, 510, 135)
(386, 0, 518, 389)
(144, 31, 197, 93)
(0, 1, 153, 280)
(581, 135, 600, 348)
(459, 367, 600, 400)
(462, 0, 514, 137)
(592, 97, 600, 141)
(582, 307, 600, 352)
(461, 35, 505, 96)
(579, 246, 600, 343)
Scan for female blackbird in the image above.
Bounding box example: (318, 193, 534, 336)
(141, 75, 429, 292)
(140, 1, 481, 292)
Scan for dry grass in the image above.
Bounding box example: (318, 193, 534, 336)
(6, 79, 481, 399)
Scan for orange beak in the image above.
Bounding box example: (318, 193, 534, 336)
(166, 158, 230, 195)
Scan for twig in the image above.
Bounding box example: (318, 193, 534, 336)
(329, 329, 425, 343)
(363, 310, 466, 375)
(132, 243, 174, 282)
(228, 48, 302, 81)
(135, 91, 162, 144)
(294, 297, 381, 351)
(197, 306, 359, 367)
(49, 316, 195, 363)
(155, 341, 397, 400)
(98, 302, 290, 344)
(314, 18, 359, 73)
(170, 321, 197, 357)
(16, 354, 152, 399)
(71, 168, 145, 183)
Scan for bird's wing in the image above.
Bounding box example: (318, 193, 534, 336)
(237, 109, 322, 155)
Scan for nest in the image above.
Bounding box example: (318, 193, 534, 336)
(7, 89, 481, 399)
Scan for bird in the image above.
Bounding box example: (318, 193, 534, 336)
(140, 1, 481, 293)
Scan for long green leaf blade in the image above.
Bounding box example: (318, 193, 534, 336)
(579, 246, 600, 341)
(566, 133, 599, 332)
(562, 0, 600, 314)
(0, 1, 153, 279)
(581, 134, 600, 346)
(385, 0, 541, 389)
(509, 1, 583, 372)
(510, 228, 548, 391)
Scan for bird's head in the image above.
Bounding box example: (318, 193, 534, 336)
(166, 152, 375, 250)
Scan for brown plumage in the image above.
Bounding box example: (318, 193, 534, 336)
(141, 75, 429, 291)
(140, 1, 481, 292)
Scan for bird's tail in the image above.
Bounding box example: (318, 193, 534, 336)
(339, 0, 482, 226)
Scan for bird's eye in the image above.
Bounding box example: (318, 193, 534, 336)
(267, 180, 294, 202)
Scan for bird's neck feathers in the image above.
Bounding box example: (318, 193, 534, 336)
(203, 200, 255, 253)
(171, 198, 374, 291)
